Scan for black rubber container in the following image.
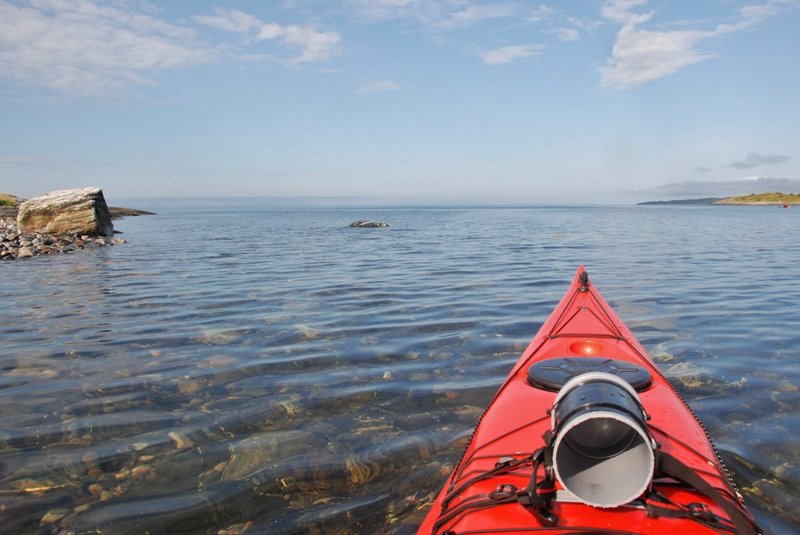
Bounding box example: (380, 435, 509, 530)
(551, 372, 655, 508)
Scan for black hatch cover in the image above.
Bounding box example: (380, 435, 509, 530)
(527, 357, 652, 392)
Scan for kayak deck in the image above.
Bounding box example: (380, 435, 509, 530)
(418, 267, 758, 534)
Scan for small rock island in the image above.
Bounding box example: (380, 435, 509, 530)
(349, 220, 389, 228)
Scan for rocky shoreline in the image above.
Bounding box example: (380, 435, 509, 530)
(1, 217, 128, 260)
(1, 200, 152, 261)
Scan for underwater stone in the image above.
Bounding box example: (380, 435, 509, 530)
(348, 220, 389, 228)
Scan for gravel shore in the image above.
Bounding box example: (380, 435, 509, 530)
(1, 217, 127, 260)
(0, 205, 151, 260)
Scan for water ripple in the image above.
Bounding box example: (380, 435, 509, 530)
(1, 204, 798, 533)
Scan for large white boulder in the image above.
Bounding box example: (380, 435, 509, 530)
(17, 187, 114, 236)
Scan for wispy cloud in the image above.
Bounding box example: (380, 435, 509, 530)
(550, 27, 581, 42)
(600, 26, 713, 89)
(193, 8, 341, 64)
(601, 0, 652, 25)
(476, 44, 545, 65)
(347, 0, 584, 39)
(345, 0, 427, 22)
(356, 80, 406, 94)
(0, 1, 341, 95)
(524, 4, 555, 23)
(728, 151, 790, 169)
(540, 11, 601, 42)
(436, 3, 519, 29)
(599, 0, 800, 89)
(0, 0, 213, 94)
(193, 9, 262, 33)
(716, 0, 798, 34)
(345, 1, 584, 62)
(346, 0, 519, 27)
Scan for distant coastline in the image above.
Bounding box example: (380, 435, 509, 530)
(713, 192, 800, 205)
(639, 192, 800, 206)
(638, 197, 722, 206)
(0, 192, 154, 220)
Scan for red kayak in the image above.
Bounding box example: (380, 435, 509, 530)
(419, 267, 761, 534)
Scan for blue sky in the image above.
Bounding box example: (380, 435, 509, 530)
(1, 0, 798, 204)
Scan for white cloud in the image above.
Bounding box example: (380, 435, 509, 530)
(717, 0, 798, 33)
(601, 0, 652, 24)
(525, 4, 555, 23)
(346, 1, 586, 63)
(599, 0, 800, 90)
(194, 9, 341, 64)
(356, 80, 406, 94)
(552, 27, 580, 42)
(437, 4, 519, 29)
(193, 9, 262, 33)
(0, 1, 342, 95)
(275, 25, 342, 63)
(347, 0, 519, 28)
(0, 0, 214, 94)
(477, 44, 544, 65)
(566, 16, 604, 34)
(346, 0, 437, 22)
(600, 26, 713, 89)
(257, 23, 285, 41)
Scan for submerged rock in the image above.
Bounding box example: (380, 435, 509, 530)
(348, 220, 389, 228)
(17, 187, 114, 237)
(221, 431, 312, 481)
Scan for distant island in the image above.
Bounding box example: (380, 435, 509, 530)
(713, 192, 800, 205)
(0, 192, 16, 207)
(639, 192, 800, 206)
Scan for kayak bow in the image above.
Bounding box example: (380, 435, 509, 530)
(419, 266, 761, 535)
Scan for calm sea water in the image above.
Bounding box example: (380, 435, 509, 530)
(1, 203, 798, 534)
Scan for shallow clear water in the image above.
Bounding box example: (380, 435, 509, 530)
(1, 203, 798, 534)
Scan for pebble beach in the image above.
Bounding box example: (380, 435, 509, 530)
(0, 217, 127, 260)
(0, 202, 151, 260)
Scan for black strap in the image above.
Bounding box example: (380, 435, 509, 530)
(432, 449, 559, 534)
(432, 455, 531, 534)
(432, 486, 518, 534)
(646, 493, 737, 533)
(441, 455, 530, 509)
(432, 448, 760, 534)
(653, 451, 760, 535)
(517, 446, 558, 526)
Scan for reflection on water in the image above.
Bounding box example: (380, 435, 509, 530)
(1, 204, 798, 533)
